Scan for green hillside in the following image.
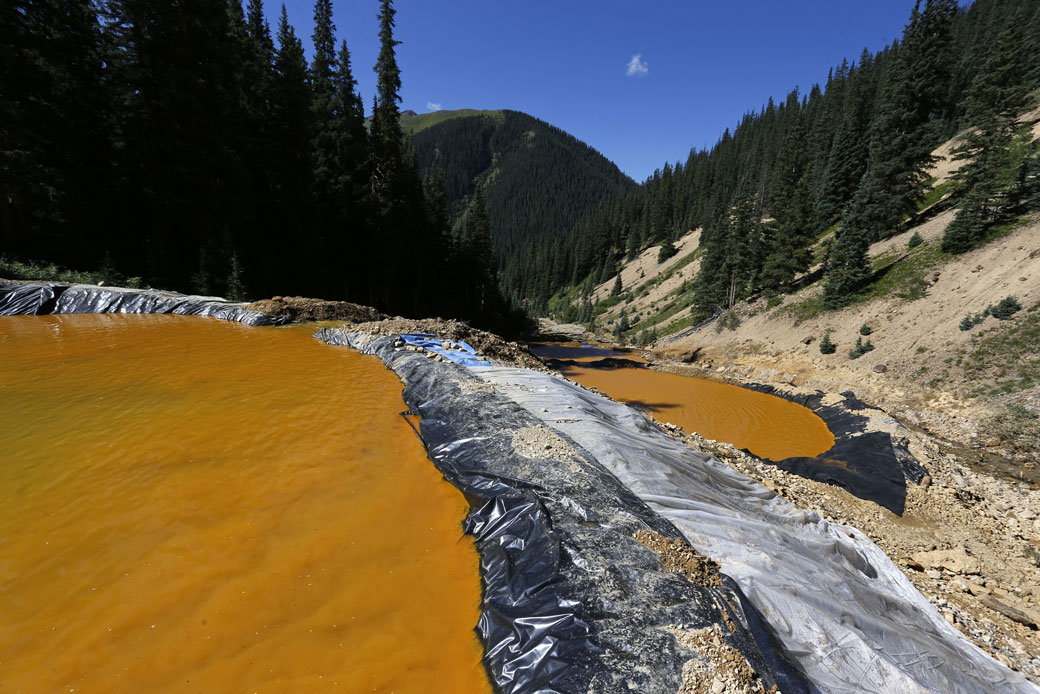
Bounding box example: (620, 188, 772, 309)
(409, 109, 636, 262)
(400, 108, 504, 134)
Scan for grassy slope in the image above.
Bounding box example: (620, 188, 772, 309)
(401, 109, 504, 135)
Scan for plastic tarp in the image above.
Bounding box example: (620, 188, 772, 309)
(0, 282, 286, 326)
(0, 283, 59, 315)
(474, 366, 1040, 694)
(399, 332, 492, 367)
(316, 328, 813, 694)
(744, 384, 927, 515)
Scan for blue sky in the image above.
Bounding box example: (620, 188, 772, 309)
(270, 0, 929, 182)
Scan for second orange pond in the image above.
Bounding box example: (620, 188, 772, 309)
(560, 363, 834, 461)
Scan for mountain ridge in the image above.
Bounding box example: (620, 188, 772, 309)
(408, 108, 637, 268)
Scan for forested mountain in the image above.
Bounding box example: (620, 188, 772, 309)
(1, 0, 515, 330)
(514, 0, 1040, 318)
(407, 109, 636, 263)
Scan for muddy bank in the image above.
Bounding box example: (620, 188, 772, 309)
(245, 295, 385, 323)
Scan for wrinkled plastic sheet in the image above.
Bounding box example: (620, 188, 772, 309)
(316, 328, 813, 694)
(475, 366, 1040, 694)
(0, 283, 59, 315)
(400, 332, 491, 367)
(0, 282, 286, 326)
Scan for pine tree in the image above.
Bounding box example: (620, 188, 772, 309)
(816, 50, 877, 231)
(611, 273, 623, 296)
(822, 175, 878, 308)
(269, 4, 316, 294)
(853, 0, 957, 242)
(237, 0, 278, 297)
(369, 0, 404, 209)
(942, 12, 1034, 253)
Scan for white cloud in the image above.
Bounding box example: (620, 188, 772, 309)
(426, 101, 442, 111)
(626, 54, 648, 77)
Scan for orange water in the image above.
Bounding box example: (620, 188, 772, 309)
(0, 314, 490, 693)
(561, 364, 834, 461)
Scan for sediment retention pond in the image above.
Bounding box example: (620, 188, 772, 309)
(0, 314, 489, 693)
(562, 363, 834, 461)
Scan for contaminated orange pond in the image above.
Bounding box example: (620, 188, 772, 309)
(560, 363, 834, 461)
(0, 314, 490, 693)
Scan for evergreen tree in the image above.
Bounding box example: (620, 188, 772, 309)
(237, 0, 278, 296)
(854, 0, 957, 242)
(269, 4, 316, 293)
(611, 273, 623, 296)
(942, 13, 1034, 253)
(822, 175, 878, 307)
(816, 51, 877, 230)
(369, 0, 404, 209)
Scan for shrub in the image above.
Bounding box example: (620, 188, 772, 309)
(859, 323, 873, 336)
(766, 295, 783, 309)
(849, 336, 875, 360)
(715, 310, 742, 333)
(897, 276, 930, 300)
(989, 295, 1022, 320)
(907, 231, 924, 249)
(819, 331, 836, 354)
(960, 313, 984, 331)
(658, 239, 678, 263)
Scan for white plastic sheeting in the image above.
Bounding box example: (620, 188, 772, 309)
(475, 366, 1039, 694)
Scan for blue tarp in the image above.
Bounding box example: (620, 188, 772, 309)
(399, 333, 491, 367)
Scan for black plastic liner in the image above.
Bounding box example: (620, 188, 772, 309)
(0, 283, 60, 315)
(318, 329, 814, 694)
(742, 384, 927, 516)
(0, 282, 287, 326)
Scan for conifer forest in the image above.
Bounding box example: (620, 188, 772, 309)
(2, 0, 518, 329)
(2, 0, 1040, 330)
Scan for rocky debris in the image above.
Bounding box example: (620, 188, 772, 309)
(978, 596, 1040, 630)
(457, 378, 496, 395)
(633, 530, 723, 588)
(245, 296, 385, 323)
(912, 548, 982, 575)
(510, 425, 581, 462)
(664, 624, 776, 694)
(354, 316, 547, 370)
